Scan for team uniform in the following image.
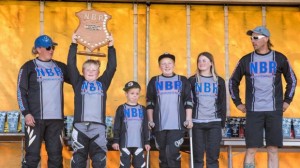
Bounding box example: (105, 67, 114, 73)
(146, 74, 193, 168)
(229, 50, 297, 148)
(189, 75, 226, 168)
(17, 58, 69, 168)
(113, 104, 150, 168)
(67, 43, 116, 168)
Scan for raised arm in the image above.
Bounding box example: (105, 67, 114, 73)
(99, 35, 117, 89)
(67, 34, 81, 86)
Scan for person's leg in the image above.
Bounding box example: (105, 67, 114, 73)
(88, 124, 107, 168)
(265, 112, 283, 168)
(154, 131, 168, 168)
(266, 146, 279, 168)
(206, 122, 222, 168)
(71, 127, 89, 168)
(44, 120, 64, 168)
(132, 147, 146, 168)
(22, 120, 44, 168)
(192, 123, 206, 168)
(166, 130, 185, 168)
(119, 148, 132, 168)
(89, 140, 107, 168)
(244, 112, 265, 167)
(244, 148, 258, 168)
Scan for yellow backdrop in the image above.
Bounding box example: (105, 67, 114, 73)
(0, 1, 299, 168)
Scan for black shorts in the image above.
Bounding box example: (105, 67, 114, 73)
(245, 111, 283, 148)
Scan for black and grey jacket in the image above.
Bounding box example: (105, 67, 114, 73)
(189, 75, 226, 127)
(113, 104, 150, 148)
(146, 74, 193, 132)
(17, 58, 69, 119)
(229, 50, 297, 112)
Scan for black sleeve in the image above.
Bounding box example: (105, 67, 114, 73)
(182, 76, 193, 109)
(146, 77, 156, 109)
(17, 62, 30, 117)
(218, 77, 227, 128)
(142, 106, 150, 145)
(188, 75, 197, 108)
(279, 53, 297, 104)
(67, 43, 81, 87)
(113, 105, 123, 144)
(229, 58, 245, 107)
(99, 46, 117, 90)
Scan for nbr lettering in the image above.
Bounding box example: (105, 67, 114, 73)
(250, 61, 277, 74)
(35, 67, 62, 77)
(81, 81, 103, 91)
(156, 81, 182, 90)
(195, 82, 218, 93)
(124, 108, 144, 118)
(84, 13, 105, 21)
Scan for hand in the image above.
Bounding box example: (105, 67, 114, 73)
(112, 143, 119, 150)
(148, 121, 155, 129)
(72, 33, 78, 43)
(283, 102, 290, 112)
(237, 104, 246, 113)
(25, 114, 35, 127)
(107, 34, 114, 46)
(184, 120, 193, 129)
(145, 144, 151, 151)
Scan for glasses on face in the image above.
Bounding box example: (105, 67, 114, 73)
(250, 35, 265, 41)
(45, 46, 55, 51)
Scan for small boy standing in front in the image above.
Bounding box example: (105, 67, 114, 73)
(68, 34, 116, 168)
(112, 81, 151, 168)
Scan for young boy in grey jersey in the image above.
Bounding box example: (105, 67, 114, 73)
(68, 34, 116, 168)
(229, 26, 297, 168)
(188, 52, 226, 168)
(146, 53, 193, 168)
(112, 81, 151, 168)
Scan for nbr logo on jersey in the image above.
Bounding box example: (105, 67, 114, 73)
(155, 80, 182, 90)
(35, 67, 63, 82)
(250, 61, 277, 74)
(124, 108, 144, 119)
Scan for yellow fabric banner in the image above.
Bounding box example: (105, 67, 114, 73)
(0, 1, 299, 168)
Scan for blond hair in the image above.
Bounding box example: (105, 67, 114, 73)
(32, 47, 38, 55)
(82, 59, 100, 71)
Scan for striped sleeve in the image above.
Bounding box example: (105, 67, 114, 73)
(17, 63, 30, 116)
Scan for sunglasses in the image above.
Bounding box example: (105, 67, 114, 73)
(45, 46, 55, 51)
(250, 35, 265, 40)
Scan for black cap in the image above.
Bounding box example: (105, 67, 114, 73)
(123, 81, 141, 92)
(158, 52, 175, 63)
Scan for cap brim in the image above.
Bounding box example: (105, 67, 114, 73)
(52, 42, 58, 46)
(246, 30, 253, 36)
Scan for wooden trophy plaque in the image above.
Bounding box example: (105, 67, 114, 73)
(75, 9, 111, 57)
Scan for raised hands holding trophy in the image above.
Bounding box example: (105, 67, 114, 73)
(75, 9, 112, 57)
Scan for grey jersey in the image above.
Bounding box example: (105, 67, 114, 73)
(251, 52, 276, 111)
(157, 75, 181, 130)
(123, 104, 143, 147)
(81, 81, 104, 122)
(193, 76, 221, 123)
(34, 59, 64, 119)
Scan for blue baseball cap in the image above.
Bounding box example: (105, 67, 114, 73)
(246, 26, 270, 37)
(34, 35, 58, 48)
